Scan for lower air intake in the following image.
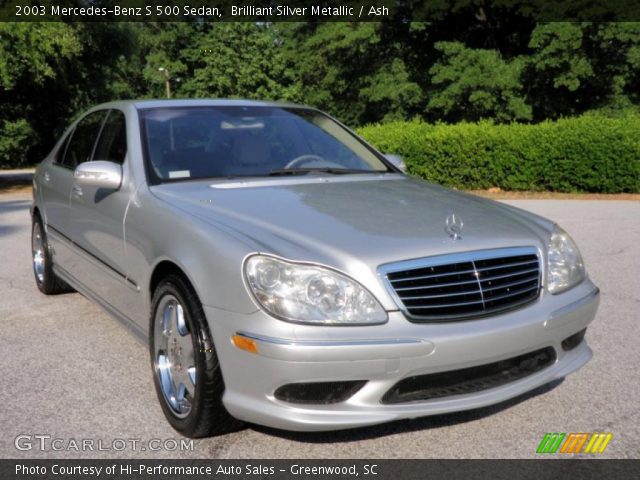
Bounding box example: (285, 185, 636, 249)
(381, 347, 556, 404)
(274, 381, 367, 405)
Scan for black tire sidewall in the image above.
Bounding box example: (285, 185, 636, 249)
(149, 275, 218, 436)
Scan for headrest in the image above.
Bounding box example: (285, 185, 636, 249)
(231, 131, 270, 165)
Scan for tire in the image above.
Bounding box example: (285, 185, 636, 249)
(31, 214, 72, 295)
(149, 274, 243, 438)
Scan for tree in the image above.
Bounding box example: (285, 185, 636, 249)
(179, 23, 299, 101)
(524, 22, 640, 119)
(0, 23, 82, 166)
(427, 41, 532, 122)
(1, 16, 640, 169)
(0, 22, 139, 167)
(524, 23, 594, 119)
(282, 22, 423, 125)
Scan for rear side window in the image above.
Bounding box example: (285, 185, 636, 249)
(94, 110, 127, 164)
(59, 110, 107, 168)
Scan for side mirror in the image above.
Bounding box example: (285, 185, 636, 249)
(384, 154, 406, 173)
(74, 161, 122, 189)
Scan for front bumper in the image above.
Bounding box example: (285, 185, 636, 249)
(206, 280, 599, 432)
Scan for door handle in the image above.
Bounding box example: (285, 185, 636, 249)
(42, 171, 50, 183)
(72, 186, 83, 198)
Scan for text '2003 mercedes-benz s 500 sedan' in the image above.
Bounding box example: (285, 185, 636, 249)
(31, 100, 600, 437)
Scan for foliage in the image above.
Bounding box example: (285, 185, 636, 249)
(525, 22, 640, 118)
(0, 23, 81, 167)
(180, 23, 300, 101)
(0, 15, 639, 180)
(427, 42, 531, 122)
(0, 119, 36, 168)
(279, 22, 424, 125)
(0, 23, 81, 90)
(0, 22, 134, 167)
(358, 114, 640, 193)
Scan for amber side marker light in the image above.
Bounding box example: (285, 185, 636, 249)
(232, 334, 258, 354)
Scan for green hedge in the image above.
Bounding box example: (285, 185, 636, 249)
(357, 114, 640, 193)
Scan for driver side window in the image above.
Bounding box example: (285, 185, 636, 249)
(58, 110, 108, 169)
(93, 110, 127, 164)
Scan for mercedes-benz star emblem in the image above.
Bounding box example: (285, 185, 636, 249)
(445, 213, 463, 240)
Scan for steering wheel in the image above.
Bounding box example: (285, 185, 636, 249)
(283, 154, 330, 170)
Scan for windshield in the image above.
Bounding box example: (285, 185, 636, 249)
(140, 106, 392, 182)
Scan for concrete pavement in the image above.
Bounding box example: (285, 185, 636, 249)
(0, 190, 638, 459)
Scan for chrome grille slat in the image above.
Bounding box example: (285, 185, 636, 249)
(475, 259, 539, 272)
(393, 278, 480, 291)
(481, 284, 539, 302)
(483, 292, 543, 312)
(380, 248, 541, 322)
(472, 260, 486, 310)
(478, 267, 539, 282)
(388, 268, 477, 283)
(401, 289, 484, 300)
(404, 298, 486, 309)
(481, 275, 539, 292)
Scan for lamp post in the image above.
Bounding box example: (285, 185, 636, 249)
(158, 67, 171, 99)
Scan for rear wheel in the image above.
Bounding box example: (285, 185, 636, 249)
(31, 214, 72, 295)
(150, 274, 242, 437)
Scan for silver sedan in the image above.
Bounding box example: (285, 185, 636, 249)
(31, 99, 599, 437)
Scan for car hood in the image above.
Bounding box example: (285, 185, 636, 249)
(150, 175, 553, 270)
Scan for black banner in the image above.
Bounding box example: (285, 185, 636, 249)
(2, 459, 640, 480)
(2, 0, 640, 22)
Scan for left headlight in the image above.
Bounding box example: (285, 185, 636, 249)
(244, 255, 387, 325)
(546, 226, 586, 294)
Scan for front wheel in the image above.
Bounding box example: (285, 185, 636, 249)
(150, 274, 242, 437)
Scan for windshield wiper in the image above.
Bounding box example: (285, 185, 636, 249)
(268, 167, 381, 176)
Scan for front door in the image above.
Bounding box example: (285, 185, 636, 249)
(68, 109, 137, 319)
(43, 110, 108, 274)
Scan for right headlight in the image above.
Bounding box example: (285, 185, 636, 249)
(244, 254, 387, 325)
(546, 225, 586, 294)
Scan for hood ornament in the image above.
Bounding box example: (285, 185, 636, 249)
(445, 213, 463, 240)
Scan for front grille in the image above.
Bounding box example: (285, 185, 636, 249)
(381, 247, 541, 321)
(381, 347, 556, 404)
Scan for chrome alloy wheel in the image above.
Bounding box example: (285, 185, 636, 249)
(32, 222, 45, 283)
(153, 295, 196, 418)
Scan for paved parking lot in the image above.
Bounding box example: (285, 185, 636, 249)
(0, 189, 638, 459)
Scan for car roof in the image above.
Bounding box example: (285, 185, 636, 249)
(91, 99, 309, 111)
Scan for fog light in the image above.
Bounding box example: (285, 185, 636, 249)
(561, 328, 587, 351)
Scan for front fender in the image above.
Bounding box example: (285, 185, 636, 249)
(125, 187, 261, 324)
